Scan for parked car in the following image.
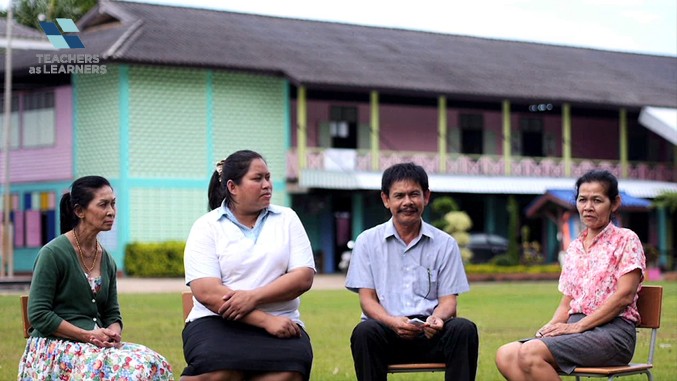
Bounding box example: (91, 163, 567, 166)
(467, 233, 509, 263)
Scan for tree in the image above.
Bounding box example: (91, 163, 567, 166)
(429, 196, 474, 263)
(653, 191, 677, 214)
(430, 196, 460, 230)
(443, 211, 473, 263)
(505, 195, 521, 265)
(3, 0, 97, 30)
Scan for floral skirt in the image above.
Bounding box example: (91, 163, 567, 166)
(18, 337, 174, 381)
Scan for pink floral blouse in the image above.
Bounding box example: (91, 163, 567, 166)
(559, 223, 646, 323)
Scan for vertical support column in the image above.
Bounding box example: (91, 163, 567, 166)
(297, 86, 307, 169)
(321, 194, 335, 273)
(485, 196, 496, 234)
(674, 145, 677, 182)
(619, 108, 628, 178)
(657, 206, 668, 268)
(502, 100, 512, 175)
(351, 193, 364, 241)
(562, 103, 572, 177)
(370, 91, 380, 171)
(438, 96, 447, 172)
(547, 218, 558, 263)
(118, 64, 130, 269)
(206, 70, 214, 173)
(283, 81, 291, 206)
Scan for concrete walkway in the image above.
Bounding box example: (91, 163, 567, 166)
(116, 274, 347, 293)
(0, 274, 347, 295)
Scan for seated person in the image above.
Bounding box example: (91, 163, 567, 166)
(496, 169, 646, 380)
(18, 176, 174, 381)
(345, 162, 479, 381)
(181, 150, 315, 381)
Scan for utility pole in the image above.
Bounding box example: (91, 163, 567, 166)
(2, 2, 15, 278)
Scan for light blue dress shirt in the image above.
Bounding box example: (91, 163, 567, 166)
(345, 218, 470, 319)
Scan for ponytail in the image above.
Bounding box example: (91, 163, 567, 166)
(59, 193, 77, 234)
(207, 170, 225, 211)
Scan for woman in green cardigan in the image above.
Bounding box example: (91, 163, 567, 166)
(17, 176, 174, 381)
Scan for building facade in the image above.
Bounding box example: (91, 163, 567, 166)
(1, 1, 675, 274)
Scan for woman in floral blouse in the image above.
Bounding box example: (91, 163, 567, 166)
(495, 169, 646, 381)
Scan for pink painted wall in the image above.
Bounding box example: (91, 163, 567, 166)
(291, 99, 668, 164)
(290, 100, 370, 147)
(484, 111, 504, 154)
(2, 86, 73, 183)
(379, 105, 437, 152)
(570, 116, 618, 160)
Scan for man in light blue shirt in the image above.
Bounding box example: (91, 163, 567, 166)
(345, 162, 479, 381)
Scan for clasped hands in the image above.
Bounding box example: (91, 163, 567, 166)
(392, 316, 444, 339)
(217, 289, 300, 339)
(217, 289, 258, 320)
(88, 327, 122, 348)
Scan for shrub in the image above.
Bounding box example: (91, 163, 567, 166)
(125, 241, 185, 277)
(465, 263, 561, 274)
(491, 254, 516, 267)
(430, 196, 460, 230)
(443, 211, 473, 263)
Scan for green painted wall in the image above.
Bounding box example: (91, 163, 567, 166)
(75, 66, 120, 178)
(212, 71, 288, 205)
(129, 187, 206, 242)
(74, 64, 290, 270)
(129, 66, 209, 179)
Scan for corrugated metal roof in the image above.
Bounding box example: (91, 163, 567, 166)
(299, 169, 677, 198)
(639, 107, 677, 145)
(3, 1, 676, 109)
(0, 18, 55, 50)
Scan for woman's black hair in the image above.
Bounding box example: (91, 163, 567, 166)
(381, 162, 429, 196)
(207, 150, 265, 210)
(574, 169, 619, 201)
(59, 176, 112, 233)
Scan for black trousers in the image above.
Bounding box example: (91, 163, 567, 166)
(350, 317, 478, 381)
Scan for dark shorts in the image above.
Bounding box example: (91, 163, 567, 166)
(540, 314, 636, 374)
(181, 316, 313, 380)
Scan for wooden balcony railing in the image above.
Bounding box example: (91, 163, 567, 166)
(287, 148, 675, 182)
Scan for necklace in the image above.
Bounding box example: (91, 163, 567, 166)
(73, 229, 99, 275)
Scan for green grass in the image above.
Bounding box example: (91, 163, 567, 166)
(1, 281, 674, 380)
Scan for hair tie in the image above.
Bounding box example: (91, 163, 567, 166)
(215, 159, 226, 182)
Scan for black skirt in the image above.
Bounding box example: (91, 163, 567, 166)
(181, 316, 313, 379)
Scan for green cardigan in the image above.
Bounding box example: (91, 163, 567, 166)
(28, 234, 122, 339)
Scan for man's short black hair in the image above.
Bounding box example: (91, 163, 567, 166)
(381, 162, 429, 195)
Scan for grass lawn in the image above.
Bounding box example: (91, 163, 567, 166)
(1, 281, 674, 380)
